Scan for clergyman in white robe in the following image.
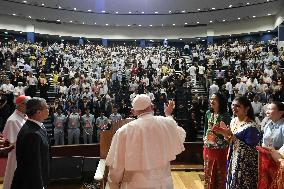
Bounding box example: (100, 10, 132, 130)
(106, 94, 186, 189)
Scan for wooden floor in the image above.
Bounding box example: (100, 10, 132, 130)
(0, 171, 204, 189)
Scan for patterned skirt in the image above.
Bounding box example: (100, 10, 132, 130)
(203, 147, 228, 189)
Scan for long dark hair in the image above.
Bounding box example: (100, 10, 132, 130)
(210, 92, 228, 114)
(233, 96, 255, 121)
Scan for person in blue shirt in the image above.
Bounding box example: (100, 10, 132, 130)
(262, 101, 284, 152)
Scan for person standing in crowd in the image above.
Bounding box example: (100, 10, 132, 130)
(2, 95, 29, 189)
(81, 108, 95, 144)
(11, 97, 50, 189)
(109, 107, 122, 123)
(203, 93, 231, 189)
(0, 95, 11, 132)
(26, 72, 38, 98)
(95, 112, 109, 142)
(257, 101, 284, 189)
(67, 107, 81, 144)
(53, 108, 66, 145)
(262, 101, 284, 150)
(213, 96, 261, 189)
(106, 94, 186, 188)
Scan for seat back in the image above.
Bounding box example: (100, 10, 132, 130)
(100, 118, 134, 159)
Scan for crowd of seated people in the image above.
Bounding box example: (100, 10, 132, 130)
(0, 37, 283, 145)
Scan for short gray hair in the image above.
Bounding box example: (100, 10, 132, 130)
(26, 98, 47, 117)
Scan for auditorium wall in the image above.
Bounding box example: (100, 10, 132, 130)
(0, 14, 277, 40)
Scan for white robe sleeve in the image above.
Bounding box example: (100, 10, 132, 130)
(3, 119, 22, 144)
(106, 129, 126, 187)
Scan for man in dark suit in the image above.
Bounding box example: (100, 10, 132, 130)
(11, 97, 50, 189)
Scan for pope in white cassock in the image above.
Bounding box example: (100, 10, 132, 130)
(106, 94, 186, 189)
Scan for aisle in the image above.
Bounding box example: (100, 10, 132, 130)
(0, 171, 204, 189)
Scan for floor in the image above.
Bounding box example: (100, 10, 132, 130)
(0, 171, 204, 189)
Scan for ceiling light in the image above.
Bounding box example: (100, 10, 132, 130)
(94, 22, 97, 24)
(88, 9, 92, 12)
(185, 22, 188, 25)
(197, 8, 201, 11)
(267, 13, 271, 16)
(141, 11, 145, 14)
(173, 24, 175, 26)
(198, 38, 200, 39)
(105, 24, 109, 26)
(149, 25, 153, 27)
(182, 10, 186, 13)
(230, 34, 232, 36)
(129, 11, 132, 14)
(4, 32, 8, 34)
(247, 2, 250, 5)
(12, 13, 16, 16)
(212, 8, 216, 10)
(102, 10, 106, 13)
(28, 16, 32, 18)
(229, 5, 233, 8)
(180, 38, 183, 41)
(238, 17, 241, 20)
(73, 8, 77, 10)
(196, 21, 200, 24)
(267, 0, 269, 1)
(155, 11, 158, 14)
(210, 20, 213, 23)
(56, 19, 60, 22)
(223, 19, 226, 22)
(127, 25, 131, 26)
(115, 11, 118, 14)
(69, 21, 72, 23)
(41, 3, 45, 6)
(169, 10, 172, 13)
(20, 31, 22, 34)
(58, 6, 62, 9)
(82, 22, 85, 24)
(43, 17, 46, 20)
(202, 39, 205, 41)
(253, 16, 256, 18)
(23, 0, 27, 3)
(268, 30, 271, 32)
(59, 35, 61, 38)
(138, 24, 142, 26)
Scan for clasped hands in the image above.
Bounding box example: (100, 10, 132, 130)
(211, 121, 232, 139)
(0, 134, 14, 155)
